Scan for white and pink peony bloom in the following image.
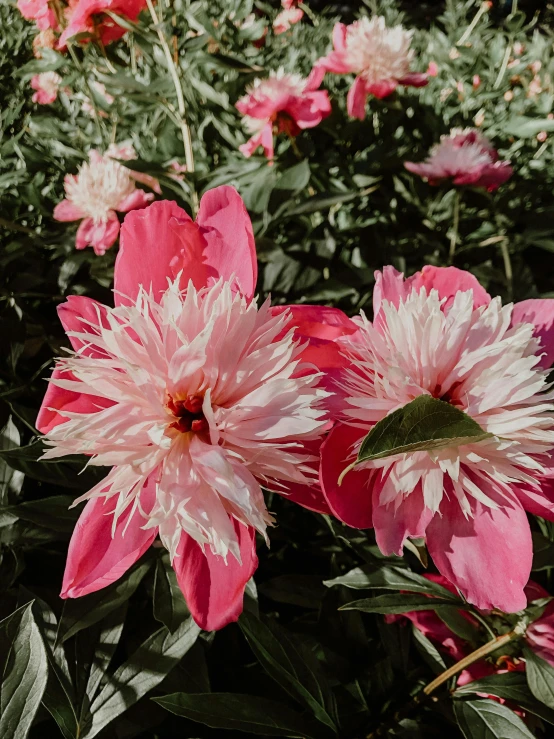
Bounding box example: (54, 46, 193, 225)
(31, 71, 62, 104)
(60, 0, 146, 47)
(273, 6, 303, 35)
(405, 128, 513, 191)
(310, 16, 430, 120)
(53, 150, 154, 255)
(38, 187, 345, 630)
(236, 69, 331, 159)
(320, 265, 554, 613)
(17, 0, 58, 31)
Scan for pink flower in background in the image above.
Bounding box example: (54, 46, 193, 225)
(405, 128, 513, 191)
(273, 7, 303, 34)
(31, 71, 62, 104)
(310, 17, 429, 120)
(320, 265, 554, 613)
(106, 141, 162, 194)
(53, 150, 154, 255)
(38, 187, 340, 630)
(60, 0, 146, 47)
(236, 69, 331, 159)
(17, 0, 58, 31)
(392, 574, 554, 683)
(81, 80, 114, 118)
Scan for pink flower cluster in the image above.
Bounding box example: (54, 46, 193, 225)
(40, 188, 554, 631)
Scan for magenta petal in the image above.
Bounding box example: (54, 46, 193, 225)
(278, 439, 331, 514)
(406, 265, 491, 309)
(76, 215, 120, 255)
(366, 80, 398, 99)
(399, 72, 429, 88)
(116, 188, 155, 213)
(514, 478, 554, 522)
(346, 76, 368, 120)
(115, 200, 193, 305)
(37, 367, 111, 434)
(197, 185, 257, 300)
(373, 265, 408, 317)
(373, 485, 434, 556)
(173, 519, 258, 631)
(58, 294, 110, 354)
(320, 424, 374, 528)
(61, 482, 157, 598)
(426, 491, 532, 613)
(512, 298, 554, 369)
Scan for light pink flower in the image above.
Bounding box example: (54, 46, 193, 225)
(309, 17, 429, 120)
(38, 187, 342, 630)
(320, 265, 554, 613)
(273, 7, 303, 34)
(31, 71, 62, 104)
(405, 128, 513, 191)
(391, 574, 554, 683)
(17, 0, 58, 31)
(236, 69, 331, 159)
(60, 0, 146, 47)
(106, 141, 162, 194)
(53, 150, 154, 255)
(33, 28, 57, 56)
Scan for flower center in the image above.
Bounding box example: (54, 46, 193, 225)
(167, 394, 209, 434)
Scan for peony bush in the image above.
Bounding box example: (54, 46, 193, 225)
(3, 1, 554, 738)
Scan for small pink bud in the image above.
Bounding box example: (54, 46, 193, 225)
(537, 131, 548, 143)
(472, 75, 481, 89)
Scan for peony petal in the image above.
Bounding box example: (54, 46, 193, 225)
(36, 367, 111, 434)
(277, 438, 331, 514)
(513, 478, 554, 522)
(173, 519, 258, 631)
(61, 479, 157, 598)
(346, 76, 369, 120)
(53, 199, 85, 222)
(366, 80, 398, 99)
(76, 215, 120, 255)
(57, 294, 110, 354)
(287, 90, 332, 129)
(426, 489, 532, 612)
(373, 265, 408, 317)
(196, 186, 257, 300)
(511, 298, 554, 369)
(320, 424, 374, 528)
(373, 485, 434, 556)
(399, 72, 429, 88)
(116, 188, 155, 213)
(115, 200, 194, 305)
(406, 265, 491, 309)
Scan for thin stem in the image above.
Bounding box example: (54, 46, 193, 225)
(145, 0, 197, 213)
(469, 609, 497, 641)
(494, 44, 512, 90)
(500, 237, 513, 300)
(423, 619, 526, 696)
(457, 2, 489, 47)
(449, 189, 460, 262)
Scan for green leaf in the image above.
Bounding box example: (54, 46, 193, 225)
(259, 575, 327, 608)
(412, 626, 446, 674)
(437, 607, 480, 643)
(84, 604, 128, 707)
(532, 531, 554, 571)
(343, 396, 492, 477)
(3, 495, 79, 533)
(238, 611, 338, 734)
(57, 559, 151, 643)
(339, 593, 466, 615)
(324, 565, 461, 601)
(503, 116, 554, 138)
(81, 617, 200, 739)
(153, 553, 189, 633)
(454, 673, 554, 725)
(274, 161, 311, 192)
(154, 693, 319, 737)
(0, 603, 48, 739)
(454, 698, 536, 739)
(523, 646, 554, 710)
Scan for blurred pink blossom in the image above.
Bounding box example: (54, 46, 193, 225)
(404, 128, 513, 191)
(310, 17, 429, 120)
(17, 0, 58, 31)
(31, 71, 62, 104)
(273, 7, 303, 34)
(236, 68, 331, 159)
(60, 0, 146, 47)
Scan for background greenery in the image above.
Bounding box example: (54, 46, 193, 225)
(3, 0, 554, 737)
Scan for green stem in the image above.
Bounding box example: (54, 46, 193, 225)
(449, 190, 460, 263)
(67, 44, 106, 146)
(145, 0, 197, 213)
(500, 237, 513, 301)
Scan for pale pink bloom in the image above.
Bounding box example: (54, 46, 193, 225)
(390, 575, 554, 684)
(33, 28, 57, 56)
(405, 128, 513, 191)
(273, 7, 303, 34)
(31, 71, 62, 104)
(53, 150, 154, 255)
(17, 0, 58, 31)
(38, 186, 338, 630)
(528, 75, 542, 97)
(320, 265, 554, 613)
(236, 69, 331, 159)
(309, 17, 429, 120)
(168, 160, 187, 182)
(472, 74, 481, 89)
(106, 141, 162, 194)
(60, 0, 146, 47)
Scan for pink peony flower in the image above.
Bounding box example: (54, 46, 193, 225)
(17, 0, 58, 31)
(53, 150, 154, 255)
(309, 17, 430, 120)
(31, 71, 62, 104)
(37, 187, 344, 630)
(236, 69, 331, 159)
(105, 141, 162, 194)
(391, 574, 554, 684)
(320, 265, 554, 613)
(273, 7, 303, 34)
(404, 128, 513, 191)
(60, 0, 146, 47)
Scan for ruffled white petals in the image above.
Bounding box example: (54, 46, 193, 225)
(343, 16, 414, 85)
